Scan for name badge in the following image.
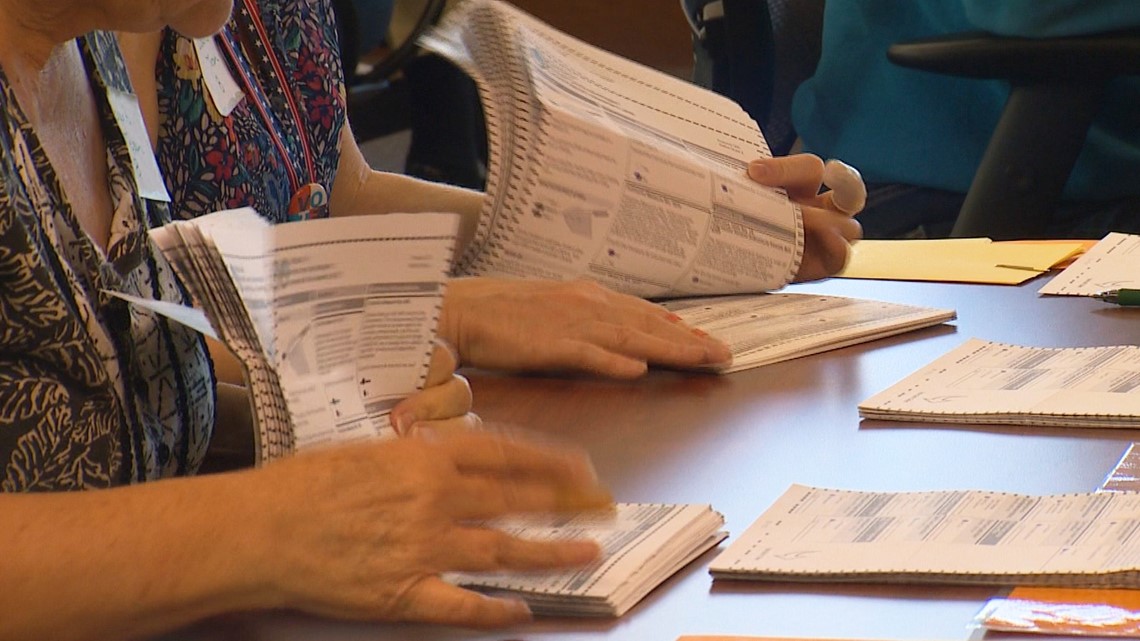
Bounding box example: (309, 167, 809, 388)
(194, 36, 244, 118)
(106, 88, 171, 203)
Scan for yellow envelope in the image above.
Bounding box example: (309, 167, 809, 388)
(836, 238, 1086, 285)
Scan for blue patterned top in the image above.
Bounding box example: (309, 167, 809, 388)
(155, 0, 347, 223)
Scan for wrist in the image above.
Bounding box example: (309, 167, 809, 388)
(182, 471, 291, 613)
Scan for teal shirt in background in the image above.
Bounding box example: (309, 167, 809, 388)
(791, 0, 1140, 201)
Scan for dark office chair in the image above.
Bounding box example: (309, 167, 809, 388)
(888, 31, 1140, 239)
(687, 0, 822, 156)
(688, 0, 1140, 239)
(332, 0, 448, 141)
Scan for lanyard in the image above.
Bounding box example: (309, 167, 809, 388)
(214, 0, 328, 219)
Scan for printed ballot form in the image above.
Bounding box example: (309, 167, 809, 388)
(422, 0, 804, 298)
(1040, 232, 1140, 296)
(711, 484, 1140, 587)
(858, 338, 1140, 428)
(146, 208, 457, 462)
(661, 293, 955, 373)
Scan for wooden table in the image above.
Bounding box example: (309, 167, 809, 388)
(167, 277, 1140, 641)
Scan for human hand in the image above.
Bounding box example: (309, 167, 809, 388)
(249, 432, 612, 627)
(390, 340, 480, 437)
(747, 155, 864, 282)
(438, 277, 733, 378)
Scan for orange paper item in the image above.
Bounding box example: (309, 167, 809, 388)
(978, 587, 1140, 636)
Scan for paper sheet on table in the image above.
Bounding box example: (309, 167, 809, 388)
(836, 238, 1085, 284)
(976, 587, 1140, 636)
(1039, 233, 1140, 296)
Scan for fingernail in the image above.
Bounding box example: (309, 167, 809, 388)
(666, 312, 683, 323)
(747, 159, 770, 180)
(408, 423, 442, 440)
(557, 487, 614, 510)
(391, 410, 412, 436)
(497, 595, 533, 620)
(432, 337, 460, 365)
(706, 341, 733, 365)
(692, 328, 708, 338)
(567, 540, 604, 563)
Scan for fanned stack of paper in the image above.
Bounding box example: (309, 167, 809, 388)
(711, 484, 1140, 588)
(421, 0, 804, 297)
(448, 503, 726, 616)
(661, 293, 955, 373)
(858, 338, 1140, 428)
(144, 208, 458, 462)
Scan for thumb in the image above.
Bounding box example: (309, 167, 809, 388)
(424, 339, 460, 388)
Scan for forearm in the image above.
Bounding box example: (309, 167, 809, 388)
(0, 473, 277, 641)
(341, 169, 482, 251)
(329, 125, 484, 255)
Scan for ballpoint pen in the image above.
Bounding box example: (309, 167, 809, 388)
(1093, 288, 1140, 307)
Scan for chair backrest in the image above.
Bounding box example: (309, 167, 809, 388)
(889, 31, 1140, 239)
(685, 0, 823, 155)
(332, 0, 448, 141)
(334, 0, 447, 86)
(331, 0, 364, 84)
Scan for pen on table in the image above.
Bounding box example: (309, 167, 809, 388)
(1094, 288, 1140, 307)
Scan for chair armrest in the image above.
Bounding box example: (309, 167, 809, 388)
(887, 30, 1140, 83)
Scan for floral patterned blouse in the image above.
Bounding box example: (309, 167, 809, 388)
(0, 33, 215, 491)
(155, 0, 346, 223)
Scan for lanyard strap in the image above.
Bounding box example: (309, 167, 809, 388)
(238, 0, 318, 182)
(214, 1, 322, 195)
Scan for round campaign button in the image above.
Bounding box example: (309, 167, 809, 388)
(287, 182, 329, 220)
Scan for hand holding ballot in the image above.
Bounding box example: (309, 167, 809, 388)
(389, 340, 479, 437)
(747, 156, 864, 283)
(422, 0, 864, 299)
(434, 149, 868, 379)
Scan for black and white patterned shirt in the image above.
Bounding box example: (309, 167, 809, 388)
(0, 32, 216, 490)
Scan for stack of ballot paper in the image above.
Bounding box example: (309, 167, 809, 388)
(448, 503, 726, 616)
(661, 292, 955, 373)
(711, 484, 1140, 588)
(974, 444, 1140, 637)
(857, 338, 1140, 428)
(134, 208, 457, 462)
(423, 0, 805, 297)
